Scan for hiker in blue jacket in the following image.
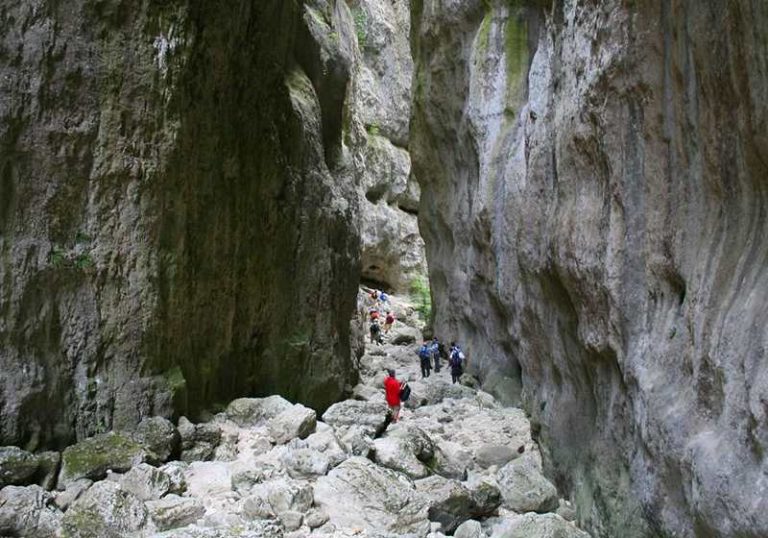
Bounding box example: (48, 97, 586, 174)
(449, 342, 465, 384)
(418, 340, 432, 378)
(431, 337, 442, 373)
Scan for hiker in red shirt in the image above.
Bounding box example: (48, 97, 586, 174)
(383, 311, 395, 334)
(384, 369, 403, 422)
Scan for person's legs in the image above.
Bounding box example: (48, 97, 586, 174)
(392, 405, 401, 422)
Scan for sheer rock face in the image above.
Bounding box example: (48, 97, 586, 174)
(350, 0, 426, 292)
(411, 1, 768, 537)
(0, 0, 361, 449)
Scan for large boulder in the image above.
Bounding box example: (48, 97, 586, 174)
(454, 519, 484, 538)
(130, 416, 180, 463)
(416, 475, 477, 534)
(178, 419, 222, 463)
(146, 494, 205, 532)
(226, 396, 294, 427)
(242, 478, 314, 518)
(496, 457, 559, 513)
(268, 404, 317, 444)
(159, 461, 189, 495)
(0, 446, 41, 487)
(305, 423, 348, 468)
(58, 432, 149, 489)
(491, 513, 591, 538)
(431, 441, 471, 480)
(373, 436, 430, 479)
(335, 425, 376, 457)
(372, 424, 435, 479)
(279, 446, 331, 478)
(61, 480, 148, 538)
(54, 478, 93, 511)
(184, 461, 232, 499)
(321, 400, 389, 436)
(416, 474, 499, 534)
(115, 462, 172, 501)
(313, 456, 430, 535)
(35, 451, 62, 491)
(474, 444, 522, 469)
(0, 485, 63, 538)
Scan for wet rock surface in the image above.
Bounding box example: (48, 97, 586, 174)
(0, 290, 590, 537)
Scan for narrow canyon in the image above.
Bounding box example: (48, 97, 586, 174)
(0, 1, 765, 537)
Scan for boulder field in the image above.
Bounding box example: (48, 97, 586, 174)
(0, 291, 589, 538)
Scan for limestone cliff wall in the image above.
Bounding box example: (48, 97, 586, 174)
(0, 0, 361, 449)
(411, 0, 768, 536)
(348, 0, 427, 293)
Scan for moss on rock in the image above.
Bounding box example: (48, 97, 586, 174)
(58, 432, 148, 488)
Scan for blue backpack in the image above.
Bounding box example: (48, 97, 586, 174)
(418, 345, 430, 360)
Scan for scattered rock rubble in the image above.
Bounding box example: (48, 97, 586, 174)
(0, 291, 590, 538)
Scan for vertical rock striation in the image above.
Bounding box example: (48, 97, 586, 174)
(348, 0, 426, 292)
(0, 0, 361, 449)
(411, 0, 768, 536)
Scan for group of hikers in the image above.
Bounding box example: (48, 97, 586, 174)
(368, 289, 395, 345)
(418, 338, 466, 383)
(368, 287, 469, 422)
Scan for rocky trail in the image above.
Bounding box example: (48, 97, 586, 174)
(0, 290, 590, 538)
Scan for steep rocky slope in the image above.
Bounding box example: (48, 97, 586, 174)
(0, 0, 361, 449)
(411, 1, 768, 537)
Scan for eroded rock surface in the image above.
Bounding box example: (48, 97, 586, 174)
(411, 1, 768, 536)
(0, 0, 360, 449)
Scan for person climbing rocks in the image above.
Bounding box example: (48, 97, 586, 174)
(418, 340, 432, 378)
(369, 307, 380, 322)
(384, 369, 403, 423)
(379, 291, 389, 307)
(431, 337, 441, 373)
(449, 342, 465, 384)
(370, 319, 383, 345)
(383, 311, 396, 334)
(369, 289, 379, 304)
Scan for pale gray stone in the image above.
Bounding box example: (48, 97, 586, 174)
(0, 485, 63, 538)
(146, 494, 205, 531)
(496, 457, 558, 513)
(117, 462, 172, 501)
(454, 519, 483, 538)
(313, 456, 429, 536)
(268, 404, 317, 444)
(61, 480, 147, 537)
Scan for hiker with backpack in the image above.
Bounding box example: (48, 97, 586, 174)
(383, 311, 396, 334)
(449, 342, 465, 384)
(418, 340, 432, 378)
(431, 337, 441, 373)
(379, 291, 390, 307)
(384, 369, 405, 423)
(370, 319, 383, 345)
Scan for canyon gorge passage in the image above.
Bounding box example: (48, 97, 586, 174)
(0, 1, 765, 537)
